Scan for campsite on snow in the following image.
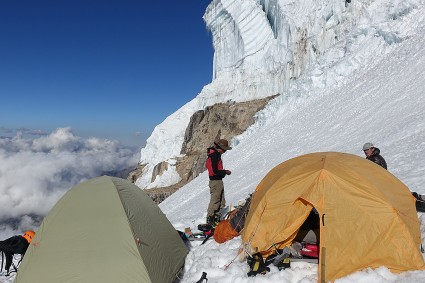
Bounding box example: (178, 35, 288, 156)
(2, 0, 425, 282)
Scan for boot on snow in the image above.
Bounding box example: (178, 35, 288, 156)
(206, 214, 221, 227)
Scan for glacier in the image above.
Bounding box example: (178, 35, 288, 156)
(136, 0, 425, 189)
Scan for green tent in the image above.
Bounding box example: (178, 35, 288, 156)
(15, 176, 188, 283)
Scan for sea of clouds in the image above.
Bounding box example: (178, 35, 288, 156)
(0, 127, 139, 238)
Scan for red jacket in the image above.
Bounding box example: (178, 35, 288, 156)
(205, 148, 227, 180)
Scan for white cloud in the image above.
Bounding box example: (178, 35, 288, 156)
(0, 127, 139, 237)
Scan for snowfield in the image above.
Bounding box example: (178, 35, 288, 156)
(2, 1, 425, 282)
(160, 5, 425, 283)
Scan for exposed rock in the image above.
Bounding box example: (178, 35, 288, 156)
(151, 161, 169, 182)
(129, 95, 279, 203)
(102, 166, 135, 180)
(127, 163, 146, 183)
(142, 180, 186, 204)
(176, 96, 279, 184)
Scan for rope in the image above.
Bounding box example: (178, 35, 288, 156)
(223, 203, 267, 271)
(247, 204, 266, 245)
(223, 249, 242, 271)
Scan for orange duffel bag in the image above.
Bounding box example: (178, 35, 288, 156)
(214, 219, 239, 243)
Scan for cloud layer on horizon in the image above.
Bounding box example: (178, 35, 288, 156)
(0, 127, 139, 237)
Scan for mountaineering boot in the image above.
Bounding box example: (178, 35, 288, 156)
(212, 214, 221, 226)
(206, 215, 215, 226)
(247, 252, 270, 276)
(206, 214, 220, 227)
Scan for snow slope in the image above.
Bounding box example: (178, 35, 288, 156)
(3, 1, 425, 283)
(160, 7, 425, 283)
(136, 0, 425, 191)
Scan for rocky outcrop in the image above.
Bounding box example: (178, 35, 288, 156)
(151, 161, 169, 182)
(130, 95, 278, 203)
(127, 163, 146, 183)
(177, 96, 279, 183)
(142, 180, 186, 204)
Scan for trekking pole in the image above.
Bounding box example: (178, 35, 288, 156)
(200, 235, 211, 245)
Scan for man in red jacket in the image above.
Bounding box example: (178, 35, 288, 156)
(205, 139, 232, 226)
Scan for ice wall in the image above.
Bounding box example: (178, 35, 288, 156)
(136, 0, 424, 189)
(203, 0, 364, 101)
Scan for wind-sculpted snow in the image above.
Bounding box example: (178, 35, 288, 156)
(137, 0, 425, 190)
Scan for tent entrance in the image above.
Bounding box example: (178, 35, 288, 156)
(294, 208, 320, 245)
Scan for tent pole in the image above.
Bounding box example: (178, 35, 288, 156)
(320, 247, 326, 283)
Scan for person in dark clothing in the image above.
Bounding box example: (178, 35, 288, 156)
(0, 230, 35, 275)
(205, 139, 232, 225)
(362, 143, 425, 212)
(363, 142, 387, 169)
(412, 192, 425, 212)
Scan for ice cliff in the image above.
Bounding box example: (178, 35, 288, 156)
(134, 0, 424, 190)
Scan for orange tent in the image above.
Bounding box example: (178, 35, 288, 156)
(241, 152, 424, 282)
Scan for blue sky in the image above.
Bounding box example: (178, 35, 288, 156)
(0, 0, 213, 148)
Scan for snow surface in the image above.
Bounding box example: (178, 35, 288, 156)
(2, 1, 425, 282)
(136, 0, 425, 192)
(157, 3, 425, 283)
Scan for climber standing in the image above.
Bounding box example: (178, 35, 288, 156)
(205, 139, 232, 226)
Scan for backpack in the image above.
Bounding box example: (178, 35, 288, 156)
(0, 235, 29, 275)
